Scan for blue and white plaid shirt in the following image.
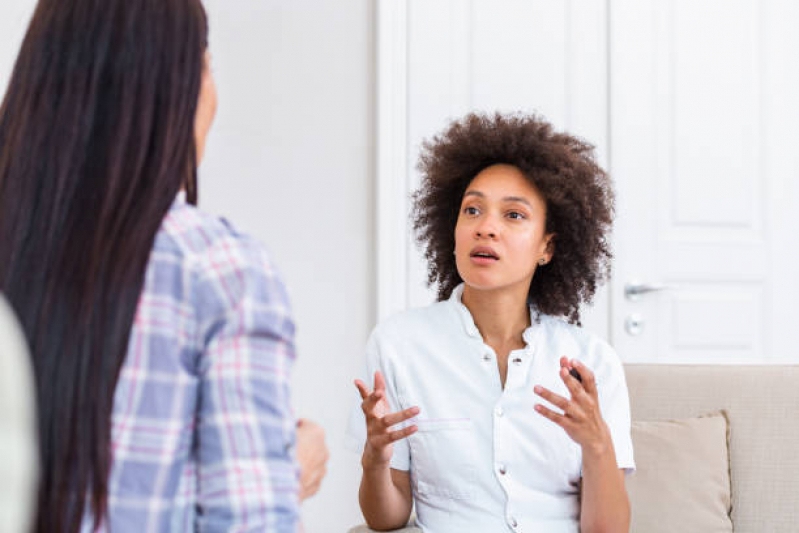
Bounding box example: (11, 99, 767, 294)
(83, 193, 300, 532)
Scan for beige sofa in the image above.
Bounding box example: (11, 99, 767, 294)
(350, 364, 799, 533)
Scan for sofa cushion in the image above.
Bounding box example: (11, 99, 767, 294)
(625, 364, 799, 532)
(626, 411, 732, 533)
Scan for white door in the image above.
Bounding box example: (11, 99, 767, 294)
(610, 0, 799, 363)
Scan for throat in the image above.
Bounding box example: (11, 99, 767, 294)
(461, 284, 531, 344)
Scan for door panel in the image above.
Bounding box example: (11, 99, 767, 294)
(610, 0, 799, 362)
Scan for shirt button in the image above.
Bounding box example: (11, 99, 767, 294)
(495, 406, 504, 417)
(483, 353, 492, 361)
(512, 357, 523, 365)
(509, 516, 518, 528)
(498, 463, 507, 475)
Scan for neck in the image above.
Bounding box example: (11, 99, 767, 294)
(461, 282, 531, 346)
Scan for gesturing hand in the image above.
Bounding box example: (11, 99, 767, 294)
(533, 357, 612, 453)
(354, 371, 420, 469)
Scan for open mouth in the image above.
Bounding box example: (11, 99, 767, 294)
(470, 247, 500, 262)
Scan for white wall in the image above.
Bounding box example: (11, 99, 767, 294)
(0, 2, 36, 85)
(200, 1, 374, 530)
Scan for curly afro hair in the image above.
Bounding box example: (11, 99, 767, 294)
(412, 112, 615, 325)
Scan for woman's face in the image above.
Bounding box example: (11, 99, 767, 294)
(454, 164, 554, 294)
(194, 50, 217, 164)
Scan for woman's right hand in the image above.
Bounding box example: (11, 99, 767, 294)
(354, 371, 419, 469)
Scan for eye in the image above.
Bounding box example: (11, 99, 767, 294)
(507, 211, 526, 220)
(463, 206, 480, 216)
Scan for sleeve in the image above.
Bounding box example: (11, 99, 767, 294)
(345, 328, 411, 471)
(192, 236, 300, 532)
(594, 341, 636, 474)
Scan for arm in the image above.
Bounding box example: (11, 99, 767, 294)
(359, 467, 413, 531)
(534, 357, 630, 533)
(354, 371, 419, 531)
(580, 442, 629, 533)
(194, 248, 301, 531)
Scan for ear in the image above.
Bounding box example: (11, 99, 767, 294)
(543, 233, 556, 262)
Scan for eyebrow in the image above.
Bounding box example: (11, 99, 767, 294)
(463, 190, 533, 208)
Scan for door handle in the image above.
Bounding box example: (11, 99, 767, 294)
(624, 281, 671, 301)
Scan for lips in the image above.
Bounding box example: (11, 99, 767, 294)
(470, 246, 500, 261)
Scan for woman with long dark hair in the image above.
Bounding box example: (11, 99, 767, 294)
(0, 1, 323, 531)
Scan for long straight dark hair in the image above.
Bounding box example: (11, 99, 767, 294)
(0, 1, 208, 531)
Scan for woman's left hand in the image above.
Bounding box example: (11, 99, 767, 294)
(533, 357, 612, 453)
(296, 418, 329, 501)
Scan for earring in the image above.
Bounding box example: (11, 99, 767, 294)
(538, 258, 546, 265)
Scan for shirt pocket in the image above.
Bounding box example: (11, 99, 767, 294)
(408, 418, 478, 501)
(539, 422, 583, 487)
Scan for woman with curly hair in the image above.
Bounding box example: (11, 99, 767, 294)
(349, 113, 634, 532)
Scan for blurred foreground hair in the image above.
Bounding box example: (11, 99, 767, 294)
(0, 1, 208, 530)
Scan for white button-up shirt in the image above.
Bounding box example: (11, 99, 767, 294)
(348, 284, 635, 533)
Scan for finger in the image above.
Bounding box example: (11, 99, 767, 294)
(308, 476, 323, 494)
(360, 390, 385, 416)
(572, 359, 598, 397)
(560, 366, 589, 401)
(560, 356, 570, 369)
(381, 406, 420, 427)
(533, 385, 570, 411)
(534, 403, 571, 428)
(310, 473, 324, 493)
(354, 379, 370, 400)
(364, 386, 385, 405)
(303, 477, 322, 499)
(368, 388, 385, 402)
(307, 465, 326, 488)
(374, 370, 387, 394)
(307, 448, 329, 470)
(385, 424, 417, 443)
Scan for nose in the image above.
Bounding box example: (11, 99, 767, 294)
(475, 215, 498, 239)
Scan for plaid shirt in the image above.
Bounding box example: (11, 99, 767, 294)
(83, 194, 300, 532)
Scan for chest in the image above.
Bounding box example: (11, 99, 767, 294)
(393, 337, 584, 493)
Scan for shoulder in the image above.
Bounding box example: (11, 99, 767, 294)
(155, 202, 291, 316)
(538, 314, 623, 377)
(362, 300, 457, 386)
(365, 300, 455, 369)
(159, 203, 275, 271)
(370, 299, 453, 345)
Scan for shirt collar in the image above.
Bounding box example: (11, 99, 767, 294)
(448, 283, 539, 345)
